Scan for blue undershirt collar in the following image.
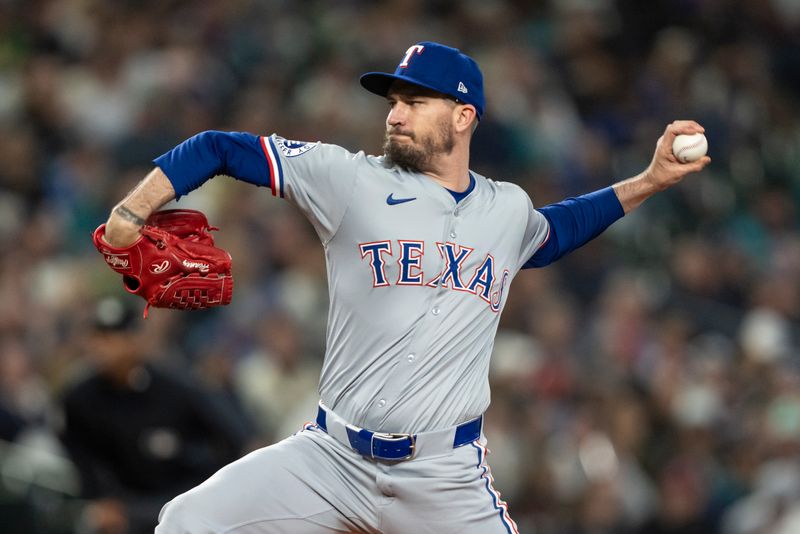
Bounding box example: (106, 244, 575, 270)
(446, 173, 475, 203)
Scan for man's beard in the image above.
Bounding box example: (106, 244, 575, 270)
(383, 119, 455, 173)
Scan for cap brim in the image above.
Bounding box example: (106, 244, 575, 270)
(360, 72, 452, 99)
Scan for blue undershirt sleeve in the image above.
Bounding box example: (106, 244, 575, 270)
(153, 130, 270, 199)
(523, 186, 625, 269)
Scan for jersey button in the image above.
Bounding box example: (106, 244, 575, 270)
(407, 353, 415, 362)
(449, 231, 457, 239)
(377, 399, 386, 408)
(454, 208, 460, 217)
(431, 306, 440, 316)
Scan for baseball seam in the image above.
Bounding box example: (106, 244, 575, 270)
(675, 138, 705, 161)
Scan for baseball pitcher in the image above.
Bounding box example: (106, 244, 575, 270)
(95, 42, 711, 533)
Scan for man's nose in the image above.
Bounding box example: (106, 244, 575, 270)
(387, 103, 408, 126)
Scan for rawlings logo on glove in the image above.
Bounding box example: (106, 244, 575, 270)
(93, 209, 233, 317)
(104, 254, 131, 270)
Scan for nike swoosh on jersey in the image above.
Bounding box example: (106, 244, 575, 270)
(386, 194, 417, 205)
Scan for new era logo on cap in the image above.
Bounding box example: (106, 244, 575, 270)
(360, 41, 485, 119)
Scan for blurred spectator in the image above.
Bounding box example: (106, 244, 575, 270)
(0, 336, 57, 443)
(233, 311, 320, 444)
(635, 456, 715, 534)
(58, 297, 249, 534)
(0, 336, 73, 534)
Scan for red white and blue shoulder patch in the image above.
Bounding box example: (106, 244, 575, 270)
(275, 137, 317, 158)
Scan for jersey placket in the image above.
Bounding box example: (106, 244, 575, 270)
(370, 182, 477, 426)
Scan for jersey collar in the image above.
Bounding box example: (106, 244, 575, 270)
(445, 173, 476, 203)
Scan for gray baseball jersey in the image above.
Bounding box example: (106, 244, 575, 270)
(156, 134, 548, 534)
(262, 135, 549, 433)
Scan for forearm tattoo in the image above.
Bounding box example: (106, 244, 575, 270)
(114, 205, 147, 226)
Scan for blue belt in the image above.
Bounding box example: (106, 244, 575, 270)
(316, 405, 482, 461)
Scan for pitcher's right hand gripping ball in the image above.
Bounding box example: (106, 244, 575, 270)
(92, 209, 233, 316)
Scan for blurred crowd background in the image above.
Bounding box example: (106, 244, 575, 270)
(1, 0, 800, 532)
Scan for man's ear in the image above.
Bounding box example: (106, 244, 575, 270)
(454, 104, 478, 134)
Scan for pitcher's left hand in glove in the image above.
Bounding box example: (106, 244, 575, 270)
(93, 209, 233, 317)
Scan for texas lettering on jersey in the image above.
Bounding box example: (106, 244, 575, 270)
(358, 240, 510, 312)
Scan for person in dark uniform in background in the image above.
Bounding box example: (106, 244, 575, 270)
(59, 297, 250, 534)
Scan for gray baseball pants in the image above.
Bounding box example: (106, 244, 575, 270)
(155, 411, 518, 533)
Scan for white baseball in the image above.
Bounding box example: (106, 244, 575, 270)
(672, 133, 708, 163)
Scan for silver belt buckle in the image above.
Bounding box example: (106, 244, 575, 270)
(373, 432, 416, 460)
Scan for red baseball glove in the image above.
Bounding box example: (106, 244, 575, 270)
(93, 209, 233, 317)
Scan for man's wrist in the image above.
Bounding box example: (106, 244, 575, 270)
(104, 208, 145, 247)
(112, 205, 147, 227)
(612, 171, 660, 214)
(639, 168, 669, 193)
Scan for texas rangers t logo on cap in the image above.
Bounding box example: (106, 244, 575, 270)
(399, 45, 425, 68)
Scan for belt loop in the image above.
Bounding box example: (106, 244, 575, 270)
(452, 415, 482, 448)
(316, 405, 328, 432)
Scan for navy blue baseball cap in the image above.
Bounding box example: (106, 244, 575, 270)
(360, 42, 485, 119)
